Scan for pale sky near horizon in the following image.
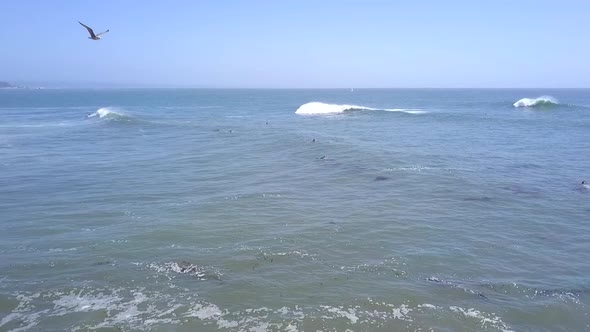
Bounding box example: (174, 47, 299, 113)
(1, 0, 589, 88)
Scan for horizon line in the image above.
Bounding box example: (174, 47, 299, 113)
(5, 85, 590, 90)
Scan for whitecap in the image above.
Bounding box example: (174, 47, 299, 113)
(295, 102, 373, 115)
(383, 108, 427, 114)
(513, 96, 559, 107)
(295, 102, 425, 115)
(87, 107, 130, 120)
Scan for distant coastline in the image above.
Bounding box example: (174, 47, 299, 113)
(0, 81, 16, 88)
(0, 81, 42, 89)
(0, 81, 26, 89)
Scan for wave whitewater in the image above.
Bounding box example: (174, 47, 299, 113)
(513, 96, 559, 108)
(88, 107, 132, 121)
(2, 287, 514, 332)
(295, 102, 424, 115)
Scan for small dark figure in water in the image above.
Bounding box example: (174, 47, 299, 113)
(374, 176, 390, 181)
(265, 121, 269, 125)
(312, 139, 316, 142)
(319, 156, 326, 160)
(583, 180, 587, 185)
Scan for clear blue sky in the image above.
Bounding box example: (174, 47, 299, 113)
(1, 0, 589, 88)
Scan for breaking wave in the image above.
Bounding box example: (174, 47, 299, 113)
(88, 107, 133, 121)
(295, 102, 424, 115)
(513, 96, 559, 108)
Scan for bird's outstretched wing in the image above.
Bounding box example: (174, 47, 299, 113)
(96, 29, 110, 37)
(78, 21, 96, 38)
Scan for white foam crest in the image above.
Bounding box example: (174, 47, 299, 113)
(513, 96, 559, 107)
(295, 102, 426, 115)
(137, 261, 222, 281)
(321, 305, 360, 323)
(295, 102, 374, 115)
(87, 107, 126, 119)
(383, 108, 427, 114)
(417, 303, 440, 309)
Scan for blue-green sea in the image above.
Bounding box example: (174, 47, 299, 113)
(1, 89, 589, 331)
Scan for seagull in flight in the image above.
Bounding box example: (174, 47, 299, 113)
(78, 21, 109, 40)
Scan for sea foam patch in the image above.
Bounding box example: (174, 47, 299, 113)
(1, 287, 519, 332)
(134, 261, 223, 281)
(450, 306, 515, 332)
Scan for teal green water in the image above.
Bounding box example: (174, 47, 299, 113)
(1, 89, 589, 331)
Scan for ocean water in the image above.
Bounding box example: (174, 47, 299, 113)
(0, 89, 589, 332)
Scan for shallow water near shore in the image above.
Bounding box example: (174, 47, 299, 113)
(1, 88, 589, 331)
